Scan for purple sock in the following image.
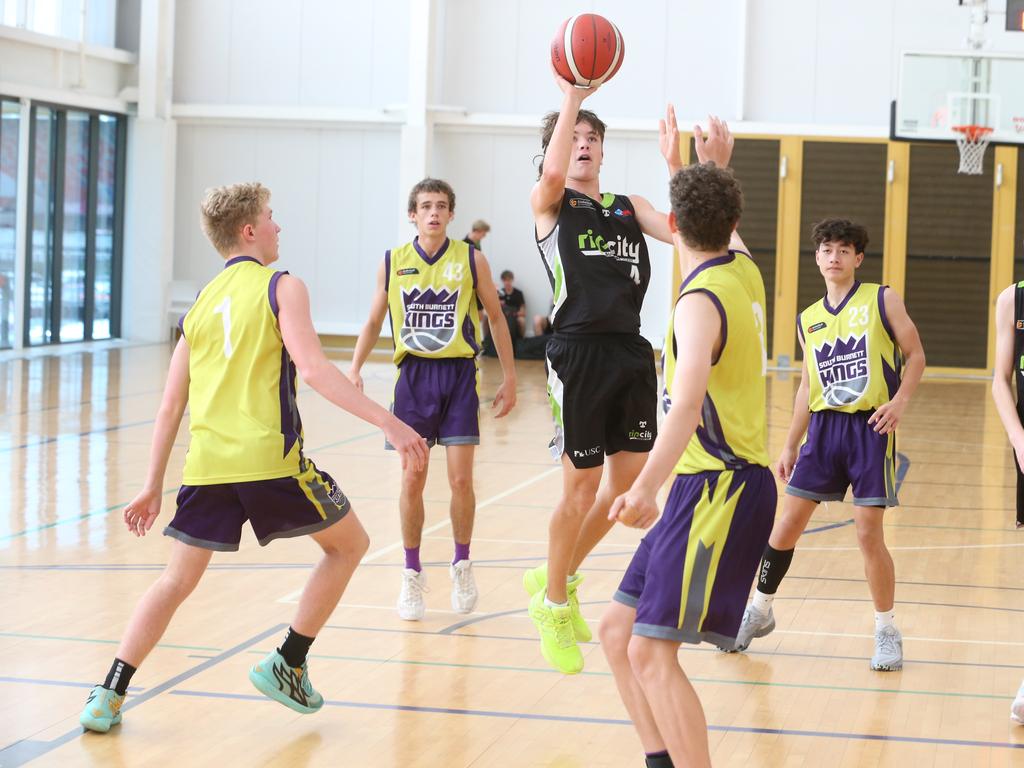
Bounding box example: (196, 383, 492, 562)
(404, 547, 421, 572)
(453, 541, 470, 564)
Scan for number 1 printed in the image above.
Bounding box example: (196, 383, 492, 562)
(214, 296, 233, 358)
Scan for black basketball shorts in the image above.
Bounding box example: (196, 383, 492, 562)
(545, 333, 658, 469)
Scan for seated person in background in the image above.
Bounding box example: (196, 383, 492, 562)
(534, 306, 553, 337)
(499, 270, 527, 340)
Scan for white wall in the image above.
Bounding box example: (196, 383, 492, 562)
(174, 124, 401, 334)
(162, 0, 1024, 344)
(173, 0, 410, 107)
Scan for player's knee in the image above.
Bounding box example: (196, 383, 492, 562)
(626, 636, 659, 680)
(565, 481, 599, 513)
(448, 472, 473, 495)
(158, 570, 202, 603)
(598, 612, 630, 655)
(855, 523, 885, 552)
(401, 467, 429, 494)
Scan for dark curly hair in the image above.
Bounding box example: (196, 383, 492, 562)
(811, 218, 868, 253)
(669, 163, 743, 252)
(536, 110, 607, 179)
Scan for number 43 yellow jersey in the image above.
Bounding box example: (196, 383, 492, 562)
(179, 256, 304, 485)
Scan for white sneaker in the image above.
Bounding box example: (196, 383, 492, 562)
(398, 568, 428, 621)
(870, 625, 903, 671)
(450, 560, 478, 613)
(1011, 680, 1024, 724)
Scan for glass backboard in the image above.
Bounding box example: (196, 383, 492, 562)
(892, 50, 1024, 144)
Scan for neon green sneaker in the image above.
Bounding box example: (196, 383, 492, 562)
(523, 564, 592, 643)
(249, 650, 324, 714)
(79, 685, 124, 732)
(529, 589, 584, 674)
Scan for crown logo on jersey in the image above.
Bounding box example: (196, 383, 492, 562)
(813, 334, 869, 407)
(401, 286, 460, 353)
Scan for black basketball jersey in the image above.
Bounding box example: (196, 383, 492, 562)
(536, 188, 651, 335)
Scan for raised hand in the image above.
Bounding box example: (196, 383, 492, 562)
(693, 115, 735, 168)
(659, 103, 683, 175)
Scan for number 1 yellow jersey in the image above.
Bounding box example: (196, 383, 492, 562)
(179, 256, 304, 485)
(799, 282, 901, 413)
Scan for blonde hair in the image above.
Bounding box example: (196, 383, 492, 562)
(471, 219, 490, 233)
(200, 182, 270, 256)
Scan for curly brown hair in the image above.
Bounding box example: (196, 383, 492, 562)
(811, 218, 869, 253)
(407, 178, 456, 214)
(199, 182, 270, 256)
(536, 110, 607, 179)
(669, 163, 743, 252)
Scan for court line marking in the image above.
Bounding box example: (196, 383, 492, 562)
(0, 624, 286, 767)
(799, 542, 1024, 552)
(166, 689, 1024, 750)
(0, 676, 144, 691)
(233, 649, 1013, 702)
(0, 630, 222, 651)
(322, 623, 1024, 671)
(0, 418, 156, 454)
(276, 465, 562, 604)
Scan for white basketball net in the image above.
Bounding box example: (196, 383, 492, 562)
(954, 126, 992, 175)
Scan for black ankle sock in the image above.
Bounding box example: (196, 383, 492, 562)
(103, 657, 137, 696)
(278, 627, 315, 668)
(756, 545, 795, 595)
(645, 750, 674, 768)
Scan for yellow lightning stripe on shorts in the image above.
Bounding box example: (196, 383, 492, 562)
(677, 471, 745, 633)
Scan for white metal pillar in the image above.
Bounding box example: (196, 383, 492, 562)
(396, 0, 437, 242)
(122, 0, 177, 341)
(11, 98, 31, 349)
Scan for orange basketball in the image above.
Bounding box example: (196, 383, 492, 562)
(551, 14, 624, 88)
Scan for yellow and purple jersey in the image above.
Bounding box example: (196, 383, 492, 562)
(799, 281, 901, 413)
(386, 237, 482, 365)
(663, 251, 770, 474)
(179, 256, 304, 485)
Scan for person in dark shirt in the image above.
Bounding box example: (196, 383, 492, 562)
(463, 219, 490, 250)
(499, 270, 526, 339)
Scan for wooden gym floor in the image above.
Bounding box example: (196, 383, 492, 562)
(1, 341, 1023, 766)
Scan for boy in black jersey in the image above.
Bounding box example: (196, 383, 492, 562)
(524, 65, 734, 675)
(990, 281, 1024, 722)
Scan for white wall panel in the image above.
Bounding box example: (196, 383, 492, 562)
(174, 124, 400, 333)
(173, 0, 408, 108)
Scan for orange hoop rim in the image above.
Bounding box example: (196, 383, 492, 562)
(952, 124, 993, 141)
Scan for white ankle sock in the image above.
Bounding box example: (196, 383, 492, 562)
(544, 595, 568, 608)
(751, 590, 774, 613)
(875, 609, 896, 631)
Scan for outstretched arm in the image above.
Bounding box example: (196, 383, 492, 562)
(633, 109, 737, 246)
(124, 337, 191, 536)
(531, 64, 600, 229)
(867, 288, 926, 434)
(277, 273, 428, 469)
(474, 250, 518, 417)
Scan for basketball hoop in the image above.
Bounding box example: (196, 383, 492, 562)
(952, 124, 993, 174)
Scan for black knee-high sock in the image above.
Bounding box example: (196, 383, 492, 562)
(645, 751, 674, 768)
(103, 658, 137, 696)
(756, 545, 795, 595)
(278, 627, 315, 668)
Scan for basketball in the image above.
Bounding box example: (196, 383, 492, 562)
(551, 14, 625, 88)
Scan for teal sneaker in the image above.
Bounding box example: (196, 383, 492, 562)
(248, 650, 324, 714)
(523, 564, 592, 643)
(79, 685, 124, 733)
